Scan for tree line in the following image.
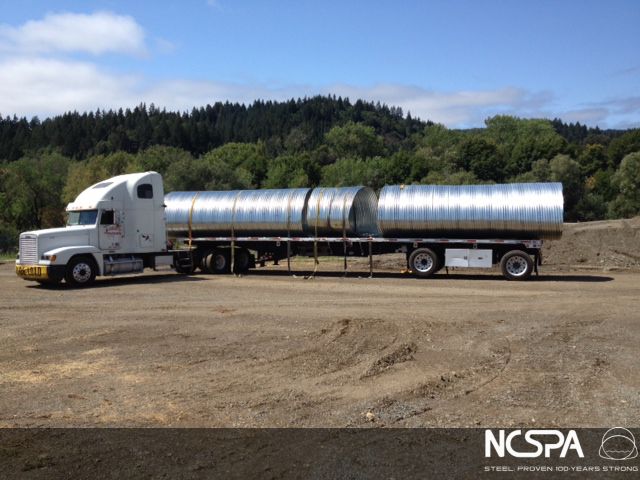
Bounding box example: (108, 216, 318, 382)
(1, 96, 639, 251)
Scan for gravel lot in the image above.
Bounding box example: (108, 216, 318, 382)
(1, 259, 638, 428)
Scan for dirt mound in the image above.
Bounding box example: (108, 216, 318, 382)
(276, 318, 400, 377)
(543, 216, 640, 269)
(362, 342, 417, 378)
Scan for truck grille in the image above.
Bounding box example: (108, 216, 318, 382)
(19, 235, 38, 264)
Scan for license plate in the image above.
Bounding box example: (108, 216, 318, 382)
(16, 264, 49, 280)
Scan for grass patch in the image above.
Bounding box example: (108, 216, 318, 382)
(0, 252, 17, 263)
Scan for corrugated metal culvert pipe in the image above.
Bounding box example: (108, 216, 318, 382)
(304, 186, 380, 236)
(377, 183, 564, 239)
(165, 186, 382, 237)
(164, 188, 312, 235)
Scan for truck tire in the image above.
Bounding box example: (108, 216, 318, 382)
(65, 256, 97, 287)
(175, 260, 195, 274)
(233, 248, 251, 273)
(173, 252, 196, 274)
(198, 249, 213, 272)
(205, 249, 230, 274)
(500, 250, 533, 280)
(408, 248, 439, 278)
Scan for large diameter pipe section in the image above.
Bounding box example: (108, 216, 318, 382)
(377, 183, 564, 239)
(164, 188, 312, 235)
(165, 185, 381, 237)
(304, 186, 380, 236)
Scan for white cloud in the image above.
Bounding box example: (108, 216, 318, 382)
(562, 108, 609, 125)
(605, 96, 640, 115)
(137, 82, 558, 128)
(0, 11, 146, 56)
(4, 64, 635, 128)
(0, 56, 563, 127)
(0, 11, 633, 128)
(141, 80, 307, 111)
(558, 97, 640, 129)
(321, 84, 555, 127)
(0, 57, 138, 116)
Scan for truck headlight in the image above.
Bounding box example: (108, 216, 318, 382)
(41, 254, 57, 263)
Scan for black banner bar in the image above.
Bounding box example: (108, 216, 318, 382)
(0, 428, 638, 479)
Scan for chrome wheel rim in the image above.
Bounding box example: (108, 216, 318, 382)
(413, 253, 434, 272)
(505, 256, 528, 277)
(72, 262, 92, 283)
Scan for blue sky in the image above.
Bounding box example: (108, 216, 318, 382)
(1, 0, 638, 128)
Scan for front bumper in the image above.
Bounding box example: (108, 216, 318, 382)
(15, 264, 65, 283)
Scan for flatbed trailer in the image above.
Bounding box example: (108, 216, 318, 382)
(173, 235, 543, 280)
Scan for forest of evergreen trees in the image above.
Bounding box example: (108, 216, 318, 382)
(1, 95, 640, 251)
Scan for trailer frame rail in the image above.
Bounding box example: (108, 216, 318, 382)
(175, 235, 543, 249)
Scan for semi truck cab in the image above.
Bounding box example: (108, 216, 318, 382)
(16, 171, 172, 287)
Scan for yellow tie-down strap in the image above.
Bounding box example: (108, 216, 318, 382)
(187, 191, 201, 250)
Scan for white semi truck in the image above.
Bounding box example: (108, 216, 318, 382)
(15, 171, 561, 287)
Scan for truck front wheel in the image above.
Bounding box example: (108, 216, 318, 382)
(65, 256, 97, 287)
(500, 250, 533, 281)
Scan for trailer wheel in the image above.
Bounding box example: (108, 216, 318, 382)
(205, 249, 230, 274)
(233, 248, 251, 273)
(500, 250, 533, 280)
(65, 256, 97, 287)
(408, 248, 439, 278)
(198, 249, 213, 272)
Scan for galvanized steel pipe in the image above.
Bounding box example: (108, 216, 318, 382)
(377, 183, 563, 239)
(304, 186, 379, 236)
(166, 182, 563, 239)
(164, 188, 312, 235)
(166, 186, 380, 237)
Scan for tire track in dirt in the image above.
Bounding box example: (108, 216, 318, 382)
(353, 339, 512, 426)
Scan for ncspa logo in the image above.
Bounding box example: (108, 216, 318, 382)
(485, 429, 584, 458)
(599, 428, 638, 461)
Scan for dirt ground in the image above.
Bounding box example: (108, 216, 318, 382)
(1, 224, 639, 428)
(543, 216, 640, 269)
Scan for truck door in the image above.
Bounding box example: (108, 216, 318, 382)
(99, 209, 124, 251)
(135, 183, 156, 250)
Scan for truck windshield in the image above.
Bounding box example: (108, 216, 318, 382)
(67, 210, 98, 226)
